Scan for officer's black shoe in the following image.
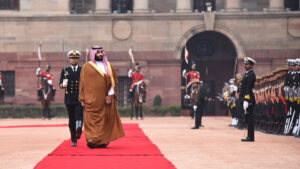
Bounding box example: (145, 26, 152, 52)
(200, 125, 204, 127)
(191, 126, 199, 129)
(71, 140, 77, 147)
(241, 137, 254, 142)
(76, 128, 82, 139)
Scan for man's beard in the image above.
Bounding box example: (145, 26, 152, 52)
(95, 55, 103, 61)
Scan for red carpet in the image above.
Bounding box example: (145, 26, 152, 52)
(0, 124, 68, 128)
(34, 124, 176, 169)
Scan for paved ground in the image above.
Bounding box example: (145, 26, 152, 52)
(0, 116, 300, 169)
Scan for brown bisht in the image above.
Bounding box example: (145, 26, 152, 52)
(79, 61, 124, 146)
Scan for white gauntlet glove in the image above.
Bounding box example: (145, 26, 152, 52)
(182, 69, 186, 77)
(193, 105, 197, 111)
(36, 67, 41, 75)
(184, 95, 190, 99)
(243, 101, 249, 111)
(128, 69, 132, 77)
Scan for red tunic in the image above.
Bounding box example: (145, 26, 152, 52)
(129, 72, 144, 89)
(37, 71, 55, 88)
(186, 71, 200, 82)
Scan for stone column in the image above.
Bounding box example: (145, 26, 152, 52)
(176, 0, 192, 13)
(134, 0, 149, 13)
(225, 0, 241, 12)
(268, 0, 284, 11)
(95, 0, 110, 13)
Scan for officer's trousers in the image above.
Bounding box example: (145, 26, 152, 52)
(195, 105, 204, 128)
(66, 104, 83, 141)
(245, 104, 255, 139)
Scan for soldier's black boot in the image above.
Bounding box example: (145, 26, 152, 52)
(129, 90, 133, 102)
(191, 126, 199, 129)
(51, 87, 56, 101)
(37, 89, 42, 101)
(241, 137, 254, 142)
(76, 120, 82, 139)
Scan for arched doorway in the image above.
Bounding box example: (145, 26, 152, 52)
(181, 31, 237, 115)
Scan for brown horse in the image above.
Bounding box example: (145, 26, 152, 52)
(38, 76, 53, 119)
(0, 84, 4, 104)
(131, 81, 146, 120)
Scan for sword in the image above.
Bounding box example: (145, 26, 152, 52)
(62, 39, 67, 79)
(37, 41, 42, 89)
(244, 109, 248, 137)
(288, 109, 296, 134)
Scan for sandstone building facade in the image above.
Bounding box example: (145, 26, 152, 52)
(0, 0, 299, 115)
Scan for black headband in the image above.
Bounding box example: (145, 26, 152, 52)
(92, 46, 103, 50)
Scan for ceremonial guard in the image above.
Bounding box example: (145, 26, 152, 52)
(228, 78, 238, 126)
(283, 59, 298, 135)
(0, 72, 4, 104)
(59, 50, 83, 146)
(36, 63, 56, 101)
(240, 57, 256, 142)
(190, 79, 205, 129)
(183, 63, 200, 90)
(183, 63, 201, 118)
(128, 63, 145, 102)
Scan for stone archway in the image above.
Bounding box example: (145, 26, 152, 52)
(179, 26, 244, 115)
(175, 24, 246, 60)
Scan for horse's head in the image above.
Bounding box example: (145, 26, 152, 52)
(41, 76, 48, 88)
(138, 81, 146, 98)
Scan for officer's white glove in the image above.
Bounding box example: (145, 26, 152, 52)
(47, 80, 52, 85)
(243, 101, 249, 111)
(36, 67, 41, 75)
(182, 69, 186, 77)
(193, 105, 197, 111)
(128, 69, 132, 77)
(184, 95, 190, 99)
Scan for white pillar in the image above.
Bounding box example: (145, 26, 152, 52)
(95, 0, 110, 13)
(225, 0, 241, 12)
(133, 0, 149, 13)
(268, 0, 284, 11)
(176, 0, 192, 13)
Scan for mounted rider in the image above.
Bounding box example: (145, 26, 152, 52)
(0, 72, 4, 104)
(0, 72, 4, 91)
(36, 63, 56, 101)
(183, 62, 200, 99)
(128, 63, 146, 102)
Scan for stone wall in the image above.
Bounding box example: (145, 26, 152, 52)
(0, 11, 300, 107)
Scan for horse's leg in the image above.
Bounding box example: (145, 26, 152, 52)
(135, 104, 139, 120)
(42, 105, 46, 119)
(45, 101, 50, 119)
(139, 104, 143, 120)
(47, 102, 52, 120)
(131, 103, 134, 120)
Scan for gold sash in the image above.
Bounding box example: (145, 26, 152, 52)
(88, 61, 115, 88)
